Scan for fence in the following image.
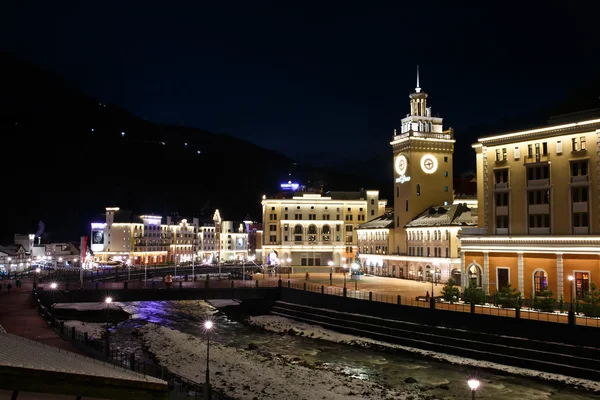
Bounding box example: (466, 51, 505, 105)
(33, 291, 232, 400)
(284, 280, 600, 328)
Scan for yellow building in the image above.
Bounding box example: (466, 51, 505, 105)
(261, 190, 386, 272)
(459, 111, 600, 299)
(357, 69, 476, 282)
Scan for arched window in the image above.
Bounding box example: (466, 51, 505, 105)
(429, 122, 433, 132)
(423, 122, 428, 132)
(416, 184, 421, 196)
(294, 225, 303, 234)
(445, 230, 450, 240)
(533, 270, 548, 295)
(426, 231, 430, 241)
(322, 225, 331, 242)
(437, 230, 441, 240)
(468, 264, 482, 287)
(418, 121, 422, 131)
(308, 225, 317, 234)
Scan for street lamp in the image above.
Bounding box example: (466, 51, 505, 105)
(342, 264, 348, 296)
(204, 320, 214, 400)
(287, 257, 292, 279)
(568, 274, 575, 315)
(34, 267, 41, 288)
(50, 282, 58, 304)
(328, 260, 334, 285)
(352, 262, 360, 291)
(6, 257, 11, 279)
(467, 378, 480, 400)
(105, 297, 113, 355)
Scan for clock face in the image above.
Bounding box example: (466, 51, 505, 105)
(395, 155, 408, 176)
(420, 155, 438, 174)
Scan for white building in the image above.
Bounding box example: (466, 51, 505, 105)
(261, 189, 386, 272)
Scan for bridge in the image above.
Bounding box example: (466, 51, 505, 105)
(36, 279, 279, 304)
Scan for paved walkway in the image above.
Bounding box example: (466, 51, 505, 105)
(0, 278, 81, 353)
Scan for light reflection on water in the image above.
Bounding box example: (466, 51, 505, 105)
(109, 300, 598, 400)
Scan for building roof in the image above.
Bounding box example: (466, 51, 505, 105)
(406, 203, 478, 228)
(357, 213, 395, 230)
(0, 332, 166, 385)
(0, 245, 25, 255)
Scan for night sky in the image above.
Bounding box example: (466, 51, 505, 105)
(2, 2, 599, 166)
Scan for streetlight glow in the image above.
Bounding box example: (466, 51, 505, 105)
(467, 379, 480, 390)
(50, 282, 57, 289)
(568, 275, 574, 281)
(204, 320, 214, 330)
(105, 297, 113, 304)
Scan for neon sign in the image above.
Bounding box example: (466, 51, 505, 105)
(91, 223, 107, 229)
(395, 175, 411, 184)
(280, 181, 300, 190)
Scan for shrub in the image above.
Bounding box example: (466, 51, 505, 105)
(441, 279, 460, 302)
(464, 281, 484, 304)
(533, 290, 556, 312)
(497, 283, 519, 309)
(581, 282, 600, 317)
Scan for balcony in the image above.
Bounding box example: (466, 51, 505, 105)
(528, 204, 550, 214)
(574, 227, 589, 234)
(573, 202, 588, 213)
(524, 154, 550, 165)
(528, 178, 550, 187)
(495, 228, 509, 235)
(494, 182, 509, 190)
(571, 175, 588, 184)
(495, 206, 508, 216)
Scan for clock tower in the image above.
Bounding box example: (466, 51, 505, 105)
(391, 67, 455, 254)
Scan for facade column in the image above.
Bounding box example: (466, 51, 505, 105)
(517, 252, 524, 294)
(460, 251, 466, 290)
(556, 253, 564, 299)
(483, 252, 489, 294)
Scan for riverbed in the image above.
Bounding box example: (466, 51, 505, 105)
(107, 300, 599, 399)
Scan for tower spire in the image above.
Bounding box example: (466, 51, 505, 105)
(415, 65, 421, 93)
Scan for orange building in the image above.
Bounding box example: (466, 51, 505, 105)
(459, 110, 600, 300)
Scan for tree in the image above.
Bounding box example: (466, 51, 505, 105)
(441, 279, 460, 303)
(533, 290, 556, 312)
(464, 281, 484, 304)
(582, 282, 600, 317)
(497, 283, 519, 308)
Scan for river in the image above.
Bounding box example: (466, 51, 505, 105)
(108, 300, 598, 400)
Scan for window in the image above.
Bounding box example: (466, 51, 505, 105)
(405, 200, 409, 212)
(497, 268, 509, 291)
(444, 186, 448, 192)
(269, 235, 276, 243)
(495, 169, 509, 184)
(444, 171, 448, 177)
(527, 165, 549, 181)
(294, 214, 302, 220)
(416, 184, 421, 196)
(496, 215, 509, 229)
(528, 144, 533, 157)
(502, 148, 507, 160)
(370, 199, 374, 205)
(581, 137, 586, 150)
(495, 149, 501, 161)
(284, 213, 288, 219)
(269, 225, 277, 232)
(542, 142, 548, 156)
(575, 272, 590, 298)
(535, 142, 540, 156)
(533, 270, 548, 295)
(528, 214, 550, 228)
(496, 192, 509, 206)
(572, 137, 579, 151)
(571, 160, 588, 177)
(573, 212, 589, 228)
(370, 210, 374, 216)
(445, 248, 449, 258)
(572, 187, 588, 202)
(528, 190, 550, 205)
(444, 156, 448, 162)
(556, 140, 563, 154)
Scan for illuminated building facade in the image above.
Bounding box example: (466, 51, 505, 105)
(459, 111, 600, 299)
(261, 190, 386, 272)
(357, 69, 475, 282)
(90, 207, 249, 265)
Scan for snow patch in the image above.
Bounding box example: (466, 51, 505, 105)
(248, 315, 600, 393)
(138, 323, 425, 400)
(53, 302, 122, 311)
(207, 299, 240, 308)
(62, 320, 105, 339)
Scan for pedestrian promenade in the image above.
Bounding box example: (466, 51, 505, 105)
(0, 278, 81, 353)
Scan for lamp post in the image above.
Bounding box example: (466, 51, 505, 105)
(467, 379, 480, 400)
(105, 297, 112, 356)
(568, 275, 575, 324)
(430, 274, 436, 309)
(50, 282, 57, 304)
(352, 262, 359, 291)
(204, 320, 214, 400)
(342, 263, 348, 297)
(34, 267, 41, 289)
(328, 260, 334, 285)
(7, 257, 11, 279)
(287, 258, 292, 280)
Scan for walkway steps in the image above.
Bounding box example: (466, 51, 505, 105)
(271, 301, 600, 382)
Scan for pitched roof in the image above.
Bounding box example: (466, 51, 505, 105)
(357, 213, 394, 230)
(406, 203, 478, 228)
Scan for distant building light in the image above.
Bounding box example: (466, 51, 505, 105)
(121, 132, 125, 137)
(280, 182, 300, 191)
(185, 143, 188, 147)
(197, 150, 201, 154)
(91, 128, 94, 132)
